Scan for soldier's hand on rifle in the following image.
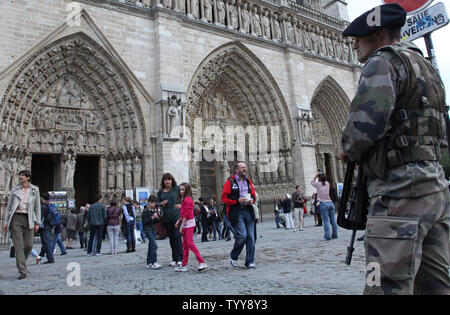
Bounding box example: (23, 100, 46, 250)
(340, 151, 349, 164)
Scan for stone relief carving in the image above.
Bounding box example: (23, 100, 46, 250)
(241, 4, 251, 33)
(272, 14, 282, 42)
(64, 153, 76, 188)
(204, 0, 213, 22)
(167, 95, 183, 138)
(252, 8, 262, 37)
(133, 156, 142, 187)
(216, 0, 226, 25)
(262, 11, 271, 39)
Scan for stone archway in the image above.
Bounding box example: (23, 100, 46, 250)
(310, 75, 350, 185)
(185, 41, 296, 203)
(0, 32, 147, 204)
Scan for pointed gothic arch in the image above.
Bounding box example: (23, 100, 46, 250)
(185, 41, 296, 200)
(310, 75, 350, 183)
(0, 32, 148, 198)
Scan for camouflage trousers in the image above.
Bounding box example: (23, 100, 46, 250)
(363, 189, 450, 295)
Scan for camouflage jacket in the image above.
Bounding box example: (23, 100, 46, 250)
(341, 42, 448, 199)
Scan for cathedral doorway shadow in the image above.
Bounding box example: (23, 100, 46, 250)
(31, 154, 62, 195)
(74, 156, 99, 210)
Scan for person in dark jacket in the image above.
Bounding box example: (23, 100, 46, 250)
(199, 197, 210, 242)
(157, 173, 182, 266)
(106, 201, 121, 255)
(142, 195, 161, 269)
(281, 194, 294, 230)
(38, 192, 55, 264)
(87, 194, 107, 256)
(221, 162, 257, 269)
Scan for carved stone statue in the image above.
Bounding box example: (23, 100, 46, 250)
(303, 26, 311, 51)
(204, 0, 213, 22)
(217, 0, 226, 25)
(108, 160, 115, 189)
(167, 96, 182, 138)
(0, 153, 6, 191)
(319, 31, 326, 55)
(327, 36, 335, 58)
(125, 159, 133, 189)
(162, 0, 172, 9)
(286, 155, 294, 180)
(286, 20, 294, 43)
(262, 11, 271, 39)
(229, 4, 238, 30)
(191, 0, 200, 19)
(241, 4, 251, 34)
(301, 119, 312, 144)
(252, 8, 262, 37)
(116, 160, 124, 190)
(278, 155, 286, 182)
(272, 15, 282, 42)
(133, 156, 142, 187)
(64, 154, 76, 188)
(311, 29, 319, 53)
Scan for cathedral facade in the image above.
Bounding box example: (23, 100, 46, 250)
(0, 0, 360, 216)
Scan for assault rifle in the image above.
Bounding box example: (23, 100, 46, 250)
(337, 161, 368, 265)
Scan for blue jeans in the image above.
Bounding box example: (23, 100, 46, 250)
(51, 233, 67, 254)
(230, 209, 255, 266)
(318, 202, 338, 240)
(88, 225, 104, 254)
(39, 225, 54, 262)
(223, 214, 235, 240)
(212, 219, 222, 240)
(136, 221, 146, 241)
(126, 220, 136, 250)
(78, 231, 85, 248)
(143, 230, 158, 265)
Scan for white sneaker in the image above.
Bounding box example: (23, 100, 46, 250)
(169, 261, 177, 267)
(146, 264, 152, 269)
(247, 263, 256, 269)
(174, 265, 188, 272)
(177, 261, 182, 267)
(152, 262, 162, 270)
(198, 263, 208, 271)
(230, 259, 238, 268)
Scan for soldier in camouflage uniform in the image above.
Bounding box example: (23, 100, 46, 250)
(340, 4, 450, 295)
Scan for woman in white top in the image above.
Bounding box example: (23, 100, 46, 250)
(311, 172, 338, 241)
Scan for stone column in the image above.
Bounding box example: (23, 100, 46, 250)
(213, 0, 218, 24)
(237, 0, 243, 32)
(200, 0, 206, 22)
(187, 0, 193, 18)
(280, 13, 287, 43)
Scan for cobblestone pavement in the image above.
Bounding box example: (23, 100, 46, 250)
(0, 215, 367, 295)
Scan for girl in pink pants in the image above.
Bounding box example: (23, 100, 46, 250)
(175, 183, 208, 272)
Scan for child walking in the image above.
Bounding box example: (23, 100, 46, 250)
(175, 183, 207, 272)
(142, 196, 162, 269)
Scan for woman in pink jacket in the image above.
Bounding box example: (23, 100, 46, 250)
(175, 183, 208, 272)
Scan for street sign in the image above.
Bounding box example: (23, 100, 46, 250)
(383, 0, 434, 14)
(401, 2, 449, 41)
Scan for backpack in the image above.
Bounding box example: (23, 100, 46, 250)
(49, 203, 61, 227)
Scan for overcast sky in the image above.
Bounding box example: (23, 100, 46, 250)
(346, 0, 450, 101)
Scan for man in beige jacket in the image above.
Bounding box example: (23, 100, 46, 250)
(3, 170, 41, 279)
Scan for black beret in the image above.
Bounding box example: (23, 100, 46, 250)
(343, 4, 407, 37)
